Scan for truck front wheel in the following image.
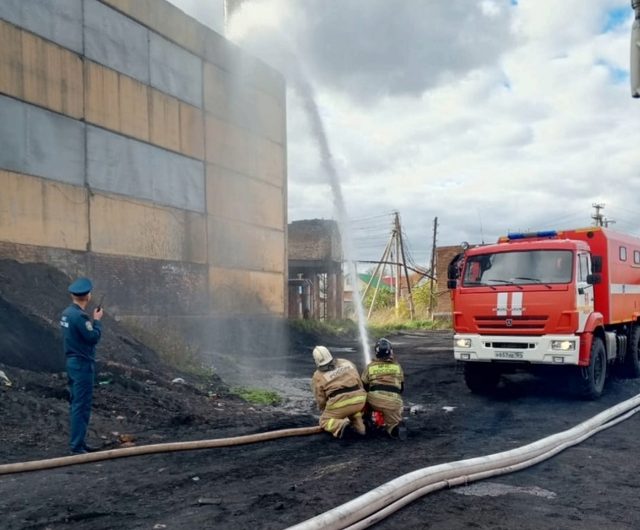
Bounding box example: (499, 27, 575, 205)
(464, 363, 500, 394)
(574, 337, 607, 399)
(621, 325, 640, 378)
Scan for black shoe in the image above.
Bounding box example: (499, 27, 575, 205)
(82, 444, 102, 453)
(397, 425, 408, 441)
(70, 448, 87, 455)
(389, 424, 408, 441)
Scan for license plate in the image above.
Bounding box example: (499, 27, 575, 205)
(495, 351, 524, 359)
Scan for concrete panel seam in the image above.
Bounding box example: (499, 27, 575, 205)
(96, 0, 209, 58)
(0, 0, 84, 54)
(207, 212, 285, 234)
(0, 19, 85, 62)
(206, 163, 283, 191)
(95, 0, 284, 104)
(85, 118, 205, 164)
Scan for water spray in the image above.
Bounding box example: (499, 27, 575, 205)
(290, 69, 371, 364)
(225, 3, 371, 363)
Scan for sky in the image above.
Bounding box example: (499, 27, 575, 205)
(167, 0, 640, 268)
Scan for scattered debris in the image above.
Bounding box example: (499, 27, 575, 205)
(118, 433, 136, 447)
(0, 369, 12, 387)
(197, 497, 221, 506)
(171, 377, 186, 385)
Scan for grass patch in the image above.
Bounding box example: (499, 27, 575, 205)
(290, 313, 451, 342)
(289, 319, 360, 338)
(232, 387, 282, 406)
(368, 319, 449, 338)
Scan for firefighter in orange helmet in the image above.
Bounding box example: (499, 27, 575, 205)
(361, 338, 407, 439)
(311, 346, 367, 438)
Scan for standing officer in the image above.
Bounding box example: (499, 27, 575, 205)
(311, 346, 367, 438)
(362, 338, 406, 439)
(60, 277, 103, 454)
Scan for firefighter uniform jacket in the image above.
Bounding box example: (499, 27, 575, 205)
(311, 358, 366, 411)
(361, 359, 404, 397)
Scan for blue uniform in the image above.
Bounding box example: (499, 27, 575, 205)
(60, 303, 102, 453)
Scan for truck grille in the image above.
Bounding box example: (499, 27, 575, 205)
(474, 315, 548, 332)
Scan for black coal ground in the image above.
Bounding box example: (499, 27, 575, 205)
(2, 330, 640, 530)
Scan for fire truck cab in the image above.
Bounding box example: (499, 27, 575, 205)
(448, 227, 640, 399)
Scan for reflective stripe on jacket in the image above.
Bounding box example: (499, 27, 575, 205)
(311, 358, 365, 411)
(361, 359, 404, 394)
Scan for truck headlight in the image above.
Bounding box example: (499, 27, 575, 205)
(551, 340, 576, 351)
(456, 338, 472, 348)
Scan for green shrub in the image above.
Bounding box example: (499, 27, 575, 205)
(232, 387, 282, 406)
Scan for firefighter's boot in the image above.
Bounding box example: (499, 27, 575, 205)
(390, 422, 408, 441)
(351, 412, 366, 436)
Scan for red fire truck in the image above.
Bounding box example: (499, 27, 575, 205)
(447, 227, 640, 399)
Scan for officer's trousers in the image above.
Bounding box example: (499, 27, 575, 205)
(320, 391, 367, 438)
(367, 390, 403, 434)
(66, 356, 95, 453)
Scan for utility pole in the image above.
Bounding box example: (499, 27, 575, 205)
(398, 216, 415, 320)
(591, 203, 605, 227)
(394, 212, 401, 316)
(361, 212, 415, 320)
(428, 217, 438, 318)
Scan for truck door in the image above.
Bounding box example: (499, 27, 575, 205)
(577, 252, 595, 332)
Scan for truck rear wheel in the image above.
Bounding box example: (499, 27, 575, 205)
(574, 337, 607, 400)
(464, 363, 500, 394)
(621, 325, 640, 378)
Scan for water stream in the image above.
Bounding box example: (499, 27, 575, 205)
(226, 12, 371, 364)
(289, 68, 371, 364)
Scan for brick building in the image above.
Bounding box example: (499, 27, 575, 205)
(288, 220, 343, 319)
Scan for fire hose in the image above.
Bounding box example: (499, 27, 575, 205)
(0, 426, 322, 475)
(286, 393, 640, 530)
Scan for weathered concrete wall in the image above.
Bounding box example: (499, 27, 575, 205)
(0, 0, 287, 318)
(289, 220, 342, 264)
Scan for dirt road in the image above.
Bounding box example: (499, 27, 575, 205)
(1, 330, 639, 529)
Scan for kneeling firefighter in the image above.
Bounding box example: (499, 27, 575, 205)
(310, 346, 367, 438)
(362, 338, 406, 439)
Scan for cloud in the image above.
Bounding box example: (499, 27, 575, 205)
(230, 0, 515, 102)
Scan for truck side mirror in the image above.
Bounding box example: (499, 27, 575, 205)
(448, 252, 464, 280)
(587, 273, 601, 285)
(447, 279, 457, 289)
(591, 256, 602, 273)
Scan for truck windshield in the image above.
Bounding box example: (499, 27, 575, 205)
(462, 250, 573, 286)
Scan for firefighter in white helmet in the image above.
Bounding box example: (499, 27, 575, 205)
(311, 346, 367, 438)
(361, 338, 406, 439)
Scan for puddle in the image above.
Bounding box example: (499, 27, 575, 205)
(454, 482, 557, 499)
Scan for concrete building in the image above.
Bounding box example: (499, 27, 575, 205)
(288, 220, 343, 320)
(0, 0, 287, 326)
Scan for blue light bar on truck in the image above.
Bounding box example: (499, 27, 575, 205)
(507, 230, 558, 240)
